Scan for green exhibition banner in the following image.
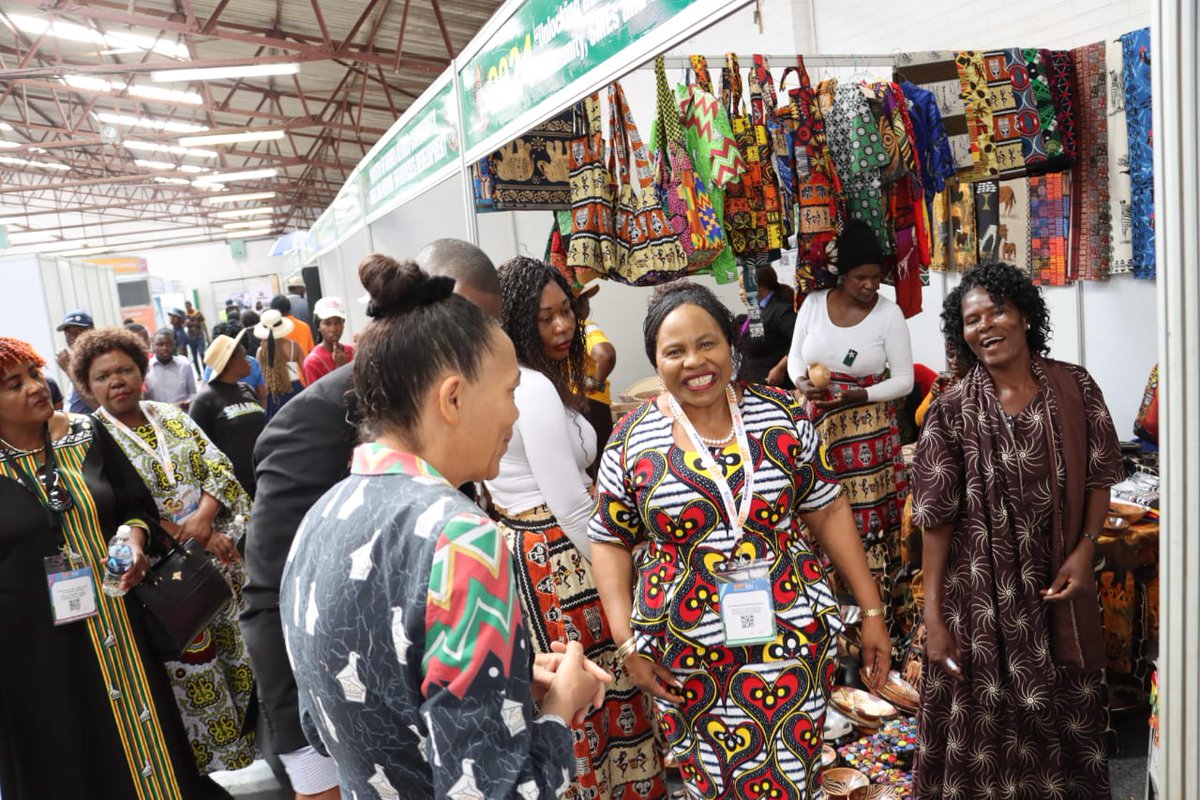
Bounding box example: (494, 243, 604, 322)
(458, 0, 717, 157)
(363, 80, 460, 218)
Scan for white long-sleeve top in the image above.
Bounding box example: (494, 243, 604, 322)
(786, 289, 914, 403)
(487, 366, 597, 558)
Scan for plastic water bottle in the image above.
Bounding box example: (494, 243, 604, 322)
(102, 525, 135, 597)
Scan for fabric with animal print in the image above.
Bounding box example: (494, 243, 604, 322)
(954, 51, 1000, 181)
(911, 360, 1124, 800)
(1070, 42, 1112, 281)
(1106, 39, 1135, 274)
(485, 107, 575, 210)
(1122, 27, 1155, 278)
(495, 504, 666, 800)
(945, 179, 977, 272)
(997, 178, 1032, 271)
(590, 385, 844, 799)
(974, 181, 1001, 263)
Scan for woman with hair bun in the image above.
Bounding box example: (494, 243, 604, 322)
(281, 256, 608, 800)
(912, 263, 1123, 798)
(590, 280, 888, 799)
(487, 256, 666, 800)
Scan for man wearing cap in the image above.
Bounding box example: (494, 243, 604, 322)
(575, 283, 616, 478)
(54, 309, 96, 413)
(285, 276, 312, 327)
(167, 307, 189, 357)
(302, 297, 353, 385)
(144, 328, 197, 407)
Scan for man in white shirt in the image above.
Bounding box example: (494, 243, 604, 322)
(144, 328, 197, 407)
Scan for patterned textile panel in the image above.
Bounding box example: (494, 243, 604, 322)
(1106, 38, 1134, 274)
(982, 50, 1026, 179)
(1070, 41, 1113, 281)
(954, 50, 1001, 182)
(893, 51, 974, 171)
(1029, 172, 1072, 286)
(997, 177, 1032, 272)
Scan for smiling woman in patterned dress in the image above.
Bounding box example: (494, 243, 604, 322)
(913, 263, 1123, 799)
(280, 256, 607, 799)
(590, 281, 890, 799)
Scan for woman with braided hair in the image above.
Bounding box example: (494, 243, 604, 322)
(486, 256, 666, 800)
(0, 336, 226, 799)
(253, 309, 308, 418)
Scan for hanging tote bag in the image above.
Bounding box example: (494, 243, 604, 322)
(567, 93, 617, 277)
(754, 55, 796, 238)
(607, 81, 689, 285)
(719, 53, 783, 255)
(653, 56, 725, 272)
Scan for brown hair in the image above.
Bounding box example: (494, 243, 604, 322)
(71, 328, 149, 391)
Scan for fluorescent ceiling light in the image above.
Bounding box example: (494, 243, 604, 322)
(123, 140, 217, 159)
(151, 63, 301, 83)
(0, 122, 12, 131)
(9, 230, 60, 244)
(213, 206, 274, 219)
(203, 191, 276, 205)
(178, 129, 285, 147)
(193, 168, 276, 185)
(222, 218, 276, 230)
(134, 158, 176, 170)
(153, 176, 193, 186)
(8, 14, 190, 59)
(63, 75, 202, 105)
(94, 111, 207, 134)
(0, 142, 19, 150)
(0, 154, 70, 171)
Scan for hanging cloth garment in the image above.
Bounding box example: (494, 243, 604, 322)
(676, 56, 746, 284)
(753, 55, 797, 238)
(1030, 172, 1072, 286)
(898, 81, 958, 216)
(1106, 39, 1135, 274)
(893, 51, 974, 171)
(1045, 50, 1080, 163)
(946, 178, 978, 272)
(954, 50, 1001, 182)
(981, 50, 1028, 178)
(997, 177, 1033, 271)
(823, 80, 892, 255)
(784, 56, 844, 301)
(1022, 48, 1068, 166)
(1002, 48, 1051, 172)
(1069, 41, 1112, 281)
(1121, 27, 1155, 279)
(975, 180, 1002, 263)
(566, 93, 618, 279)
(719, 53, 785, 255)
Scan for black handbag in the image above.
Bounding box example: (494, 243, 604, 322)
(134, 537, 233, 659)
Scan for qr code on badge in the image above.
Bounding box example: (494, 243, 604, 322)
(740, 614, 754, 629)
(69, 598, 81, 611)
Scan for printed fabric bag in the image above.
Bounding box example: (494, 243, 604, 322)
(567, 93, 617, 277)
(653, 55, 725, 272)
(608, 81, 688, 285)
(720, 53, 785, 255)
(753, 55, 796, 239)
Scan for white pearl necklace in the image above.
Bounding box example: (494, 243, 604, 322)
(667, 388, 736, 447)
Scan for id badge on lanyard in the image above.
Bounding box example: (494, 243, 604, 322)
(44, 552, 99, 625)
(715, 559, 777, 645)
(668, 386, 777, 647)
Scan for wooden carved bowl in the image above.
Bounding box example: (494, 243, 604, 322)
(820, 767, 870, 799)
(1109, 500, 1149, 524)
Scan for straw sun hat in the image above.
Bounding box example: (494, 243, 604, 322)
(203, 328, 247, 375)
(253, 308, 295, 340)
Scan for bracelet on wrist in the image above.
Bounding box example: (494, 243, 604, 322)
(861, 606, 886, 619)
(614, 636, 637, 663)
(1080, 530, 1101, 544)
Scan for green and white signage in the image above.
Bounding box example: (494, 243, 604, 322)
(457, 0, 744, 161)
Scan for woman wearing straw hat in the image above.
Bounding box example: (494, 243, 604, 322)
(254, 309, 308, 419)
(191, 329, 266, 498)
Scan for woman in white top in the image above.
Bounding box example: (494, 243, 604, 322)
(488, 257, 666, 800)
(787, 219, 914, 634)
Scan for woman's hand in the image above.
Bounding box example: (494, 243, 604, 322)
(858, 616, 891, 692)
(177, 510, 215, 548)
(792, 376, 826, 403)
(533, 641, 612, 722)
(623, 651, 683, 705)
(766, 362, 789, 387)
(924, 618, 962, 680)
(116, 532, 151, 592)
(812, 387, 867, 412)
(204, 532, 241, 565)
(1042, 539, 1095, 602)
(539, 641, 609, 723)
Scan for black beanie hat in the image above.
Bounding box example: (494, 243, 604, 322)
(831, 219, 884, 274)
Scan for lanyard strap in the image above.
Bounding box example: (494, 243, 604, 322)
(0, 424, 67, 533)
(98, 403, 176, 485)
(667, 385, 755, 543)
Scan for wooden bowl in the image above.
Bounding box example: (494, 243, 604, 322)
(820, 767, 869, 798)
(877, 670, 920, 712)
(822, 744, 838, 768)
(1110, 500, 1149, 524)
(1104, 515, 1132, 532)
(864, 786, 900, 799)
(831, 686, 897, 724)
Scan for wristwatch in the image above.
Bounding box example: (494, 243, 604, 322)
(1081, 529, 1102, 544)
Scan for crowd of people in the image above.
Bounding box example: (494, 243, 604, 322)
(0, 225, 1126, 800)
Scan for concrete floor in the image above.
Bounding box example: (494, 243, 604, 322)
(217, 711, 1152, 799)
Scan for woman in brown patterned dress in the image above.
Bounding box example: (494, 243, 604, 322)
(912, 263, 1123, 799)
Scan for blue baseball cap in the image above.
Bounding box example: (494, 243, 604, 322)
(56, 309, 94, 330)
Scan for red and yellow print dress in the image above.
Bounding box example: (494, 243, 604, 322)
(590, 385, 844, 799)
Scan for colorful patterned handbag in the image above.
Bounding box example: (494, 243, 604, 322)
(608, 81, 688, 285)
(567, 93, 617, 277)
(654, 56, 725, 271)
(753, 55, 796, 238)
(719, 53, 785, 255)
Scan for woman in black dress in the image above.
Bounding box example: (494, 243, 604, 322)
(0, 336, 226, 799)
